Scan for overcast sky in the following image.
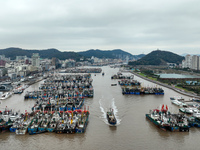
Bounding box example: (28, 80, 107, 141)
(0, 0, 200, 55)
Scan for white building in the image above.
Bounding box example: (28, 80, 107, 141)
(32, 53, 40, 67)
(182, 54, 200, 70)
(182, 55, 192, 68)
(191, 55, 199, 70)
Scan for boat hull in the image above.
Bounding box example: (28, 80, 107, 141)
(145, 114, 166, 131)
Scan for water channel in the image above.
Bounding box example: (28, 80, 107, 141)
(0, 66, 198, 150)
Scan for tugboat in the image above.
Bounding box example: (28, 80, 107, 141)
(107, 108, 117, 125)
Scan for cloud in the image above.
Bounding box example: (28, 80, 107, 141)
(0, 0, 200, 55)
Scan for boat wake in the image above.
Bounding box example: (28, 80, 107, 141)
(99, 98, 121, 126)
(111, 98, 121, 125)
(99, 99, 108, 124)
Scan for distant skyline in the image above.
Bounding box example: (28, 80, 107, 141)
(0, 0, 200, 55)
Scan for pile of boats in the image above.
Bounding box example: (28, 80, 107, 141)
(169, 96, 200, 127)
(0, 74, 93, 135)
(122, 87, 164, 95)
(13, 84, 28, 94)
(59, 68, 102, 73)
(25, 74, 94, 100)
(0, 107, 90, 134)
(146, 105, 190, 132)
(118, 79, 141, 86)
(111, 72, 134, 79)
(0, 84, 29, 100)
(113, 73, 164, 95)
(24, 74, 94, 112)
(146, 99, 200, 131)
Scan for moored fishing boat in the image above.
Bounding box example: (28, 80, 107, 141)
(146, 105, 189, 132)
(28, 113, 42, 133)
(15, 113, 32, 135)
(38, 113, 51, 132)
(10, 115, 23, 132)
(54, 113, 66, 134)
(75, 109, 90, 133)
(47, 111, 60, 132)
(0, 108, 16, 132)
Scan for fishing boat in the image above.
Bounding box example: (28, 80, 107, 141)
(38, 113, 51, 132)
(107, 108, 117, 125)
(0, 108, 16, 132)
(146, 105, 189, 132)
(47, 112, 60, 132)
(28, 113, 42, 133)
(75, 109, 90, 133)
(146, 110, 167, 131)
(55, 114, 66, 134)
(16, 113, 33, 135)
(9, 113, 22, 132)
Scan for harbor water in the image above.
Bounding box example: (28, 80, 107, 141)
(0, 66, 199, 150)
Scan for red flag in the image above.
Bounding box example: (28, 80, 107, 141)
(161, 104, 164, 110)
(166, 105, 168, 110)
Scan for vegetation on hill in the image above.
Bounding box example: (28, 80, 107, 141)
(78, 49, 144, 60)
(128, 50, 184, 65)
(0, 48, 145, 61)
(0, 48, 83, 61)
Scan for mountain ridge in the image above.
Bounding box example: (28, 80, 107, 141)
(0, 47, 145, 61)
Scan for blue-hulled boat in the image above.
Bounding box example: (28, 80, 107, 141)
(107, 108, 117, 125)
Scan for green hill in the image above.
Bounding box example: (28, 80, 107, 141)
(0, 47, 145, 61)
(128, 50, 184, 65)
(0, 47, 83, 60)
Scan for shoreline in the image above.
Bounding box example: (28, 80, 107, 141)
(130, 71, 200, 99)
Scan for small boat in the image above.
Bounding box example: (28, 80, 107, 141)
(170, 96, 184, 101)
(0, 92, 12, 100)
(111, 84, 117, 86)
(171, 100, 187, 107)
(29, 130, 47, 135)
(102, 72, 105, 76)
(107, 108, 117, 125)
